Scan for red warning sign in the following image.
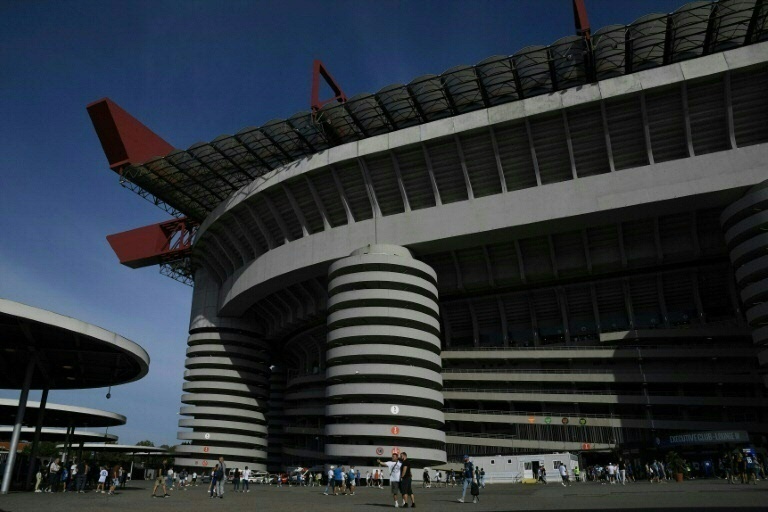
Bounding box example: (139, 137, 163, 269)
(203, 446, 210, 453)
(391, 426, 400, 435)
(376, 447, 384, 456)
(391, 447, 400, 455)
(582, 443, 591, 451)
(528, 416, 535, 424)
(202, 460, 208, 466)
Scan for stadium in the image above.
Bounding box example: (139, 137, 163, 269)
(88, 0, 768, 472)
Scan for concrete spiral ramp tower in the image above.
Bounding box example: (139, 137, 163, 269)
(174, 271, 269, 471)
(722, 182, 768, 349)
(324, 244, 447, 466)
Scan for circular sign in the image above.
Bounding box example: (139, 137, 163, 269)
(204, 433, 210, 439)
(392, 447, 400, 455)
(528, 416, 535, 424)
(579, 418, 587, 426)
(202, 460, 208, 466)
(203, 446, 210, 453)
(544, 417, 552, 424)
(581, 443, 591, 451)
(561, 417, 569, 425)
(391, 405, 400, 415)
(391, 426, 400, 435)
(376, 447, 384, 456)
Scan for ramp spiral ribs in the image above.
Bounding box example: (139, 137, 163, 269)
(324, 245, 446, 466)
(174, 330, 270, 471)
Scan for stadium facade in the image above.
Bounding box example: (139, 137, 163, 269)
(90, 1, 768, 471)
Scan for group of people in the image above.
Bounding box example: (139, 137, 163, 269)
(581, 453, 768, 484)
(722, 452, 765, 484)
(377, 452, 417, 507)
(35, 457, 126, 494)
(324, 464, 360, 495)
(581, 462, 631, 484)
(419, 467, 485, 488)
(228, 466, 254, 491)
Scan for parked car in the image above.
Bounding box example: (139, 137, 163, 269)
(247, 471, 270, 484)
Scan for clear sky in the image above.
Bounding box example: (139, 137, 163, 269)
(0, 0, 686, 447)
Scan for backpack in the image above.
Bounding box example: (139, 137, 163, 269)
(471, 481, 480, 496)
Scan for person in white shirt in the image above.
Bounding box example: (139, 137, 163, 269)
(558, 463, 570, 487)
(377, 454, 403, 507)
(68, 460, 78, 492)
(324, 467, 334, 495)
(607, 463, 616, 484)
(47, 459, 60, 493)
(241, 466, 251, 492)
(97, 466, 108, 493)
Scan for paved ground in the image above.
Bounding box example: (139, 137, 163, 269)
(1, 479, 767, 511)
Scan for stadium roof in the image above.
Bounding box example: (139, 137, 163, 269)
(92, 0, 768, 223)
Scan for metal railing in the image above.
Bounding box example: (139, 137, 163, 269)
(441, 368, 755, 375)
(443, 387, 760, 399)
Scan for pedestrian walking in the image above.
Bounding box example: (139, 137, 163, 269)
(457, 455, 474, 503)
(324, 466, 334, 495)
(209, 465, 219, 498)
(151, 459, 170, 498)
(559, 462, 570, 487)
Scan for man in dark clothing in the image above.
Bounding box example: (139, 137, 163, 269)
(399, 452, 415, 508)
(216, 457, 227, 497)
(210, 464, 225, 498)
(76, 460, 86, 493)
(151, 459, 169, 498)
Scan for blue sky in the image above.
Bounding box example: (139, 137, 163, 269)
(0, 0, 686, 446)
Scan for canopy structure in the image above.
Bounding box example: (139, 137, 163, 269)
(0, 427, 118, 444)
(88, 1, 768, 223)
(0, 299, 149, 390)
(0, 299, 150, 493)
(56, 443, 167, 455)
(0, 399, 126, 429)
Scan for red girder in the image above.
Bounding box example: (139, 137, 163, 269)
(106, 218, 197, 269)
(311, 59, 347, 112)
(573, 0, 591, 40)
(86, 98, 174, 171)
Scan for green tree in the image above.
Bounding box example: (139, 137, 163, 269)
(21, 441, 58, 458)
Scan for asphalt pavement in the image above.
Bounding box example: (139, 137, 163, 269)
(1, 478, 767, 511)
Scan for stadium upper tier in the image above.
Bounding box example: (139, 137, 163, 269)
(114, 0, 768, 222)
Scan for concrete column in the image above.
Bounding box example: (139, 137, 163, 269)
(62, 423, 73, 464)
(266, 366, 287, 473)
(25, 388, 48, 490)
(324, 244, 447, 467)
(173, 269, 269, 472)
(1, 358, 35, 494)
